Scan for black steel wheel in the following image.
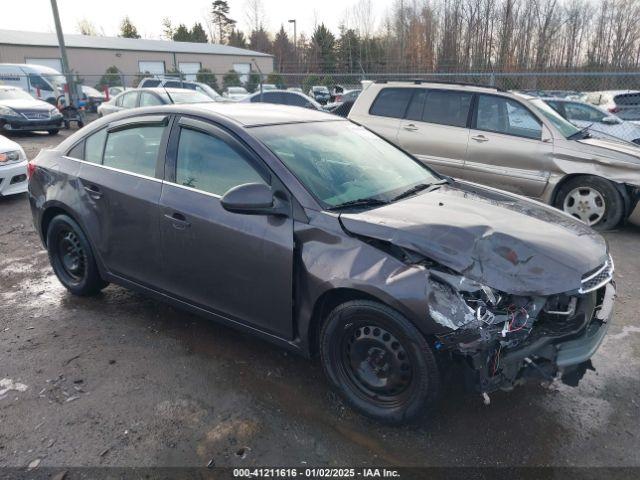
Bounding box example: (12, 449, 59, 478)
(320, 300, 440, 424)
(46, 214, 108, 296)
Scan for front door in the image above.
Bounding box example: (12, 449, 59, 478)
(397, 88, 472, 178)
(463, 94, 552, 198)
(158, 117, 294, 338)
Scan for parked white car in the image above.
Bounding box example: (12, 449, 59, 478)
(0, 63, 66, 104)
(584, 90, 640, 125)
(223, 87, 249, 100)
(0, 134, 27, 196)
(544, 97, 640, 145)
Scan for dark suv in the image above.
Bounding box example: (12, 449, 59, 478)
(28, 103, 615, 424)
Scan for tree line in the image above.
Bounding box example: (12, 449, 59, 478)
(78, 0, 640, 74)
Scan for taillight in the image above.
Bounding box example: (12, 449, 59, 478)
(27, 160, 37, 180)
(609, 107, 620, 113)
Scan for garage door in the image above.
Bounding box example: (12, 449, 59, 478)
(138, 61, 165, 75)
(26, 58, 62, 72)
(179, 62, 201, 81)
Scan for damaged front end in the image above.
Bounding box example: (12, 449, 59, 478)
(427, 262, 615, 395)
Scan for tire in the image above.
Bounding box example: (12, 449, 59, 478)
(554, 175, 624, 231)
(47, 129, 59, 135)
(319, 300, 440, 425)
(78, 121, 85, 128)
(46, 215, 108, 296)
(64, 121, 70, 129)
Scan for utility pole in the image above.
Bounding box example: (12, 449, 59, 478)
(50, 0, 77, 106)
(288, 19, 297, 69)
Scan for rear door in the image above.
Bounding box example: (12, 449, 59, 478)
(464, 94, 551, 197)
(158, 116, 294, 337)
(74, 115, 169, 284)
(397, 88, 472, 178)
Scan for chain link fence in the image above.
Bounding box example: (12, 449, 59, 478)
(4, 69, 640, 142)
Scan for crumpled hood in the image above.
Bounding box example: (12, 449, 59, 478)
(576, 137, 640, 165)
(340, 182, 608, 296)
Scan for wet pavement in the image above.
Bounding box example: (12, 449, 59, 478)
(0, 129, 639, 469)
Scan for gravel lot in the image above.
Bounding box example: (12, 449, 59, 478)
(1, 127, 639, 470)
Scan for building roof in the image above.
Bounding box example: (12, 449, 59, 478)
(0, 29, 272, 58)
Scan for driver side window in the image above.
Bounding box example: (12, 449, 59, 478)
(476, 95, 542, 140)
(175, 128, 266, 196)
(564, 103, 605, 122)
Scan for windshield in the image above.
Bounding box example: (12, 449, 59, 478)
(42, 73, 66, 89)
(164, 90, 214, 104)
(0, 88, 34, 101)
(197, 84, 221, 99)
(528, 98, 581, 138)
(253, 121, 440, 208)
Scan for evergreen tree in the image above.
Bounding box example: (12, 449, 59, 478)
(211, 0, 236, 44)
(310, 24, 336, 71)
(272, 26, 295, 72)
(172, 24, 192, 42)
(196, 68, 220, 92)
(228, 30, 248, 49)
(119, 16, 141, 39)
(222, 70, 242, 90)
(249, 27, 271, 53)
(191, 23, 209, 43)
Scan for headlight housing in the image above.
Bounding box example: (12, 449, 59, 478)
(0, 150, 23, 164)
(49, 107, 60, 116)
(0, 105, 18, 116)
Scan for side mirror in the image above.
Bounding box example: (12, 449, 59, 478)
(221, 183, 288, 216)
(602, 116, 619, 125)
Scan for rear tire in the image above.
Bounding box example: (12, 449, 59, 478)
(319, 300, 440, 425)
(46, 215, 108, 296)
(554, 175, 624, 231)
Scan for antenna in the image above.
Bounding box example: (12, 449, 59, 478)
(158, 73, 175, 104)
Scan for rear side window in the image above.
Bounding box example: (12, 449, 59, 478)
(369, 88, 413, 118)
(175, 128, 266, 196)
(84, 128, 107, 164)
(476, 95, 542, 140)
(121, 92, 137, 108)
(140, 92, 163, 107)
(286, 93, 309, 107)
(422, 90, 472, 127)
(141, 79, 161, 88)
(103, 125, 164, 177)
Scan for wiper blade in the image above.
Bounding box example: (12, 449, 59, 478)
(391, 178, 450, 202)
(568, 124, 592, 140)
(328, 197, 389, 211)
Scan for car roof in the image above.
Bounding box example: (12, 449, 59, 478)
(162, 103, 342, 127)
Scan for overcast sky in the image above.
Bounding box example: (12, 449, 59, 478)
(4, 0, 391, 40)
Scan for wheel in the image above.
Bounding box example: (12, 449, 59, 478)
(78, 121, 85, 128)
(554, 176, 624, 231)
(46, 215, 108, 296)
(319, 300, 440, 425)
(64, 121, 70, 129)
(47, 129, 59, 135)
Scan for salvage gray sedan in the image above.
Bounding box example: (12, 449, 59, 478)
(28, 104, 615, 424)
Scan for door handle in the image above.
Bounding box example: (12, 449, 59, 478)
(403, 124, 418, 132)
(83, 184, 102, 199)
(471, 134, 489, 143)
(164, 212, 191, 230)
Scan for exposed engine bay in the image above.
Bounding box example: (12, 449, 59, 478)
(426, 268, 614, 395)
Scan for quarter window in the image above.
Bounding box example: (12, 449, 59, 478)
(175, 128, 266, 196)
(84, 128, 107, 164)
(476, 95, 542, 140)
(369, 88, 413, 118)
(102, 125, 164, 177)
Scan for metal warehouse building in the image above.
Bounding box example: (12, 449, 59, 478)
(0, 29, 273, 85)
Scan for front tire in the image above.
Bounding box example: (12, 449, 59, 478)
(554, 175, 624, 231)
(319, 300, 440, 425)
(46, 215, 108, 296)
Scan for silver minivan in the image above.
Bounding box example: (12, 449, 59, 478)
(349, 81, 640, 230)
